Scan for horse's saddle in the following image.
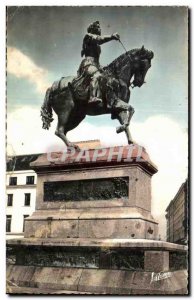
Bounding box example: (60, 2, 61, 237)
(51, 76, 75, 94)
(50, 74, 90, 101)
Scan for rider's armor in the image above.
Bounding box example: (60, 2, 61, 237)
(81, 33, 101, 61)
(77, 21, 120, 105)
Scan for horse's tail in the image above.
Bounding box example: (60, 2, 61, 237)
(41, 88, 54, 130)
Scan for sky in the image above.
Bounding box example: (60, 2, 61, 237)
(6, 6, 188, 239)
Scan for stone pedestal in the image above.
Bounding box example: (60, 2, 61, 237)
(6, 145, 188, 294)
(24, 145, 159, 240)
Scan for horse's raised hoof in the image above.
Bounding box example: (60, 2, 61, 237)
(116, 125, 126, 134)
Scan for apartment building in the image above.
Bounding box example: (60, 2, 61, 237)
(6, 154, 40, 236)
(165, 179, 188, 245)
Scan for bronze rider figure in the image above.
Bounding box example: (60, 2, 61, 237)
(78, 21, 120, 105)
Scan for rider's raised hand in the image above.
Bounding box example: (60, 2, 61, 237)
(112, 33, 120, 41)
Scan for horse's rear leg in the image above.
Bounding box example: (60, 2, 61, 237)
(55, 113, 80, 150)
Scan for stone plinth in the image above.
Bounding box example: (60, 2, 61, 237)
(24, 145, 159, 240)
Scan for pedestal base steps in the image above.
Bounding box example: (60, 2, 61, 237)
(7, 267, 188, 295)
(6, 238, 188, 295)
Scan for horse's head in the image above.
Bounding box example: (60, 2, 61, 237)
(130, 46, 154, 88)
(105, 45, 154, 89)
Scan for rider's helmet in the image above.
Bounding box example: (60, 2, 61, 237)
(87, 21, 101, 35)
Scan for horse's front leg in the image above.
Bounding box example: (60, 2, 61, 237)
(116, 106, 135, 144)
(118, 79, 130, 103)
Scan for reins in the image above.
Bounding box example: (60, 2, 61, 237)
(118, 39, 135, 88)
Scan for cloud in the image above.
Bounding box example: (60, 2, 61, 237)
(7, 47, 50, 94)
(7, 107, 61, 156)
(7, 107, 188, 239)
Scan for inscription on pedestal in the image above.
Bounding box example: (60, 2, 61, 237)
(44, 177, 129, 202)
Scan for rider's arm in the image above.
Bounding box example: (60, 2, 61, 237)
(88, 33, 120, 45)
(96, 34, 118, 45)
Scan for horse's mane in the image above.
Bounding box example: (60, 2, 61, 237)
(103, 48, 137, 74)
(104, 47, 152, 75)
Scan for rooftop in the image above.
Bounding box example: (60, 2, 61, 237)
(165, 179, 188, 212)
(6, 140, 101, 171)
(6, 154, 42, 171)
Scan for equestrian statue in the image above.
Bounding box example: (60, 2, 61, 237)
(41, 21, 154, 150)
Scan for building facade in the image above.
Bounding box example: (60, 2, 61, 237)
(6, 154, 40, 237)
(165, 180, 188, 245)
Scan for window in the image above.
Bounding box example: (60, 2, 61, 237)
(6, 215, 12, 232)
(26, 176, 34, 185)
(24, 193, 31, 206)
(23, 215, 29, 232)
(9, 177, 17, 186)
(7, 194, 13, 206)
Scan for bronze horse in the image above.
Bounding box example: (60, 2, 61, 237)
(41, 46, 154, 149)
